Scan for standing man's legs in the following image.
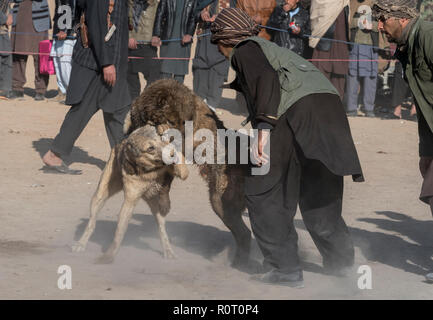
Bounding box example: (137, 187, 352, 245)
(50, 100, 99, 158)
(127, 62, 141, 101)
(103, 105, 130, 148)
(363, 75, 377, 115)
(206, 68, 226, 109)
(0, 54, 12, 94)
(419, 157, 433, 216)
(173, 74, 185, 84)
(193, 67, 208, 101)
(160, 72, 185, 84)
(246, 155, 302, 276)
(43, 77, 101, 168)
(346, 73, 360, 115)
(33, 54, 49, 98)
(145, 46, 161, 86)
(12, 54, 27, 95)
(299, 157, 355, 272)
(52, 40, 66, 94)
(330, 73, 346, 101)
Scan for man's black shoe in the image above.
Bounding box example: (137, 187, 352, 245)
(347, 111, 358, 117)
(34, 93, 45, 101)
(8, 91, 24, 99)
(251, 269, 304, 288)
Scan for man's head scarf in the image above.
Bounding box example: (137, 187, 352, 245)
(210, 8, 261, 47)
(372, 0, 419, 20)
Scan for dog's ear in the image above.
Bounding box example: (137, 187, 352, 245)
(120, 143, 137, 176)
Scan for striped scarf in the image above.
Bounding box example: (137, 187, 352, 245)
(210, 7, 261, 47)
(372, 0, 419, 20)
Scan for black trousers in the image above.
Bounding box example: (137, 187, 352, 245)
(51, 79, 129, 157)
(193, 67, 226, 109)
(127, 44, 161, 100)
(246, 132, 355, 274)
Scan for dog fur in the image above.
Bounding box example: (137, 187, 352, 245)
(72, 125, 188, 263)
(125, 79, 252, 268)
(74, 79, 252, 269)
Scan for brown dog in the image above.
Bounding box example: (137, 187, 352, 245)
(72, 125, 188, 263)
(125, 79, 252, 269)
(74, 79, 253, 270)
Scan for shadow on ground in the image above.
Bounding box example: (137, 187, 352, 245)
(297, 211, 433, 275)
(74, 214, 237, 261)
(32, 138, 106, 170)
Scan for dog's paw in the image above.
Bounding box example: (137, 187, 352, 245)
(71, 242, 87, 253)
(157, 124, 171, 136)
(95, 254, 115, 264)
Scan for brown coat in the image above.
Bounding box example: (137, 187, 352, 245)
(236, 0, 276, 40)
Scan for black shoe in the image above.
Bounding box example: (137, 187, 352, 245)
(251, 269, 304, 288)
(34, 93, 45, 101)
(347, 111, 358, 117)
(365, 111, 376, 118)
(8, 90, 24, 100)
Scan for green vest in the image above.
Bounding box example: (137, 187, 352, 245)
(231, 37, 339, 118)
(404, 19, 433, 133)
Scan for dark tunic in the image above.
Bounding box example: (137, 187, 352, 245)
(160, 0, 191, 75)
(311, 9, 349, 76)
(193, 1, 229, 75)
(65, 0, 131, 113)
(231, 41, 363, 194)
(11, 0, 48, 53)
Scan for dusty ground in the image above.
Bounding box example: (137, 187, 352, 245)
(1, 47, 433, 300)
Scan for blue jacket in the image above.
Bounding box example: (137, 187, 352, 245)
(11, 0, 51, 33)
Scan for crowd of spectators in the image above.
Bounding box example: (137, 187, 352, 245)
(0, 0, 427, 120)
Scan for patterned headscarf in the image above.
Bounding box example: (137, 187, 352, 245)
(210, 8, 261, 47)
(372, 0, 419, 20)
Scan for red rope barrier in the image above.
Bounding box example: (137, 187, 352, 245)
(0, 50, 393, 62)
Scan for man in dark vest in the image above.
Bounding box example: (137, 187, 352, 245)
(42, 0, 131, 174)
(211, 8, 364, 287)
(373, 0, 433, 283)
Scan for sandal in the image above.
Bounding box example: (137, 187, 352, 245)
(40, 162, 82, 175)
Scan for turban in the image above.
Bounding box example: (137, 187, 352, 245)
(210, 8, 261, 47)
(372, 0, 419, 20)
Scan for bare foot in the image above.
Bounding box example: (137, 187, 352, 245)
(42, 150, 63, 167)
(410, 104, 417, 117)
(393, 105, 402, 119)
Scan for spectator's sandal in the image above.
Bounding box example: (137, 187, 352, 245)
(41, 162, 82, 175)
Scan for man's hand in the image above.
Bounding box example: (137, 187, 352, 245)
(419, 157, 433, 177)
(151, 36, 162, 47)
(252, 130, 270, 166)
(129, 38, 138, 50)
(362, 18, 373, 30)
(6, 14, 13, 26)
(201, 9, 216, 22)
(290, 24, 301, 34)
(56, 31, 67, 41)
(103, 65, 116, 87)
(182, 34, 192, 45)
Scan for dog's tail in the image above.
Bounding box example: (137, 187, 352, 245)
(123, 110, 132, 135)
